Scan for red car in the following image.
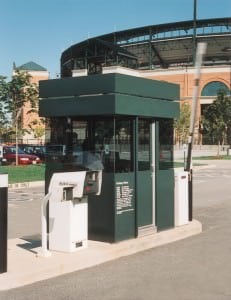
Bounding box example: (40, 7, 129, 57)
(3, 146, 41, 165)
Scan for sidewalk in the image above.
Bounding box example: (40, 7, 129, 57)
(0, 220, 201, 291)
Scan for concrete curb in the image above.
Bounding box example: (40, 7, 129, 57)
(193, 163, 216, 170)
(0, 219, 202, 291)
(8, 181, 44, 190)
(174, 162, 216, 171)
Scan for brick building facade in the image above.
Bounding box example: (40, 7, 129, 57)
(14, 61, 49, 144)
(140, 65, 231, 143)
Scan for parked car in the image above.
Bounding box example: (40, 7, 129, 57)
(3, 146, 41, 165)
(18, 144, 46, 162)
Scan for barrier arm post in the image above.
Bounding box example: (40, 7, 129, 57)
(185, 42, 207, 221)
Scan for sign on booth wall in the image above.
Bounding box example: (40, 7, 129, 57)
(116, 181, 134, 215)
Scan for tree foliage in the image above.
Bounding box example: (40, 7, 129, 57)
(7, 69, 38, 124)
(0, 76, 10, 133)
(203, 90, 231, 149)
(174, 102, 191, 145)
(28, 118, 45, 139)
(0, 70, 38, 140)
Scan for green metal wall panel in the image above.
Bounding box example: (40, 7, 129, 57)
(137, 171, 153, 227)
(39, 74, 116, 98)
(39, 95, 116, 117)
(88, 173, 115, 242)
(114, 173, 136, 242)
(155, 169, 175, 230)
(39, 94, 179, 119)
(39, 73, 179, 102)
(114, 74, 179, 101)
(88, 172, 136, 242)
(155, 121, 175, 231)
(115, 94, 179, 119)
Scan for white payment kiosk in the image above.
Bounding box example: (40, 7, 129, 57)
(49, 171, 87, 252)
(40, 170, 102, 256)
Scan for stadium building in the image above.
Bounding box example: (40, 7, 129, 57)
(60, 17, 231, 144)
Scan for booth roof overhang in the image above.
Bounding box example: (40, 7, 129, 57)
(39, 73, 180, 119)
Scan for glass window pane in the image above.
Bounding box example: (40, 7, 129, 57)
(138, 119, 150, 171)
(201, 81, 229, 96)
(94, 119, 115, 173)
(159, 119, 174, 170)
(114, 118, 133, 173)
(46, 117, 134, 173)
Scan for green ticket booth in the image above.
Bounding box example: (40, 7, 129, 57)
(39, 73, 179, 242)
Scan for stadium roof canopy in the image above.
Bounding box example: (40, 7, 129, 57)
(61, 17, 231, 76)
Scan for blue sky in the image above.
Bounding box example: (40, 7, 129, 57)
(0, 0, 230, 79)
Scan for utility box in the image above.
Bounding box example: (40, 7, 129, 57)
(174, 171, 189, 226)
(48, 171, 102, 252)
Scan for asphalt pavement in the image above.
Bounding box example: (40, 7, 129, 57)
(0, 159, 231, 299)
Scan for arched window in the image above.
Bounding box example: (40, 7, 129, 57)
(201, 81, 229, 96)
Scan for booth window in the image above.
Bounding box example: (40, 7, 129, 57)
(48, 117, 66, 145)
(114, 118, 133, 173)
(159, 119, 174, 170)
(78, 118, 133, 173)
(138, 119, 150, 171)
(46, 117, 133, 173)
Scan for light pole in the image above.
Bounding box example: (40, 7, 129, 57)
(192, 0, 197, 65)
(222, 46, 231, 146)
(15, 108, 22, 166)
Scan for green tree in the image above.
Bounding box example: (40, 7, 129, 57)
(0, 76, 10, 137)
(203, 90, 231, 155)
(8, 69, 38, 126)
(0, 70, 38, 141)
(28, 118, 45, 139)
(174, 102, 191, 145)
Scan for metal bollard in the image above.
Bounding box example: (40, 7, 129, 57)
(0, 173, 8, 273)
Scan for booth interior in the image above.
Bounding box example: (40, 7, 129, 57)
(39, 73, 180, 244)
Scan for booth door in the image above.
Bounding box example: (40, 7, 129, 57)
(137, 120, 155, 230)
